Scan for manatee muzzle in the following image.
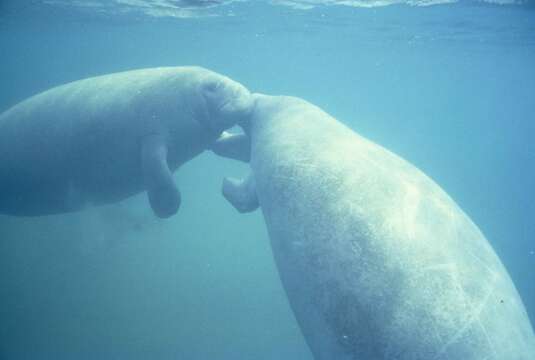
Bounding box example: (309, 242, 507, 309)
(200, 77, 253, 135)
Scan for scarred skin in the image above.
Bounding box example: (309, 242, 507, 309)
(0, 66, 254, 217)
(215, 94, 535, 359)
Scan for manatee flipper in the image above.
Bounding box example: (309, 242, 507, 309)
(141, 134, 180, 218)
(211, 131, 251, 163)
(222, 172, 259, 213)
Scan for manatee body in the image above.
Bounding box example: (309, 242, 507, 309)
(0, 66, 253, 217)
(215, 94, 535, 359)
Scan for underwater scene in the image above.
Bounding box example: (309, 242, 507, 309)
(0, 0, 534, 359)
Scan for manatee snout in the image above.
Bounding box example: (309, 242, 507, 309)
(200, 75, 254, 134)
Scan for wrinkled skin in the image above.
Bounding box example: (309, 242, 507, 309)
(0, 66, 253, 217)
(215, 94, 535, 359)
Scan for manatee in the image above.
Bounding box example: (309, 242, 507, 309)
(213, 94, 535, 359)
(0, 66, 253, 218)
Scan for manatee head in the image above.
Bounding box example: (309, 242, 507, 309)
(197, 70, 254, 136)
(235, 93, 278, 136)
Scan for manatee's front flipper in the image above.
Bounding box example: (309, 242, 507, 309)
(211, 131, 251, 163)
(141, 134, 180, 218)
(213, 131, 257, 212)
(222, 172, 259, 213)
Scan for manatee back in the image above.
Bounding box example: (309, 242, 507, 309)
(250, 96, 535, 359)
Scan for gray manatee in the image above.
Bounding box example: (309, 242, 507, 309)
(213, 94, 535, 359)
(0, 66, 253, 218)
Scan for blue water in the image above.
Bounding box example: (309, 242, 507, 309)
(0, 1, 534, 359)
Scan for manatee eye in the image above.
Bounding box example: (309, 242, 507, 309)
(203, 80, 224, 95)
